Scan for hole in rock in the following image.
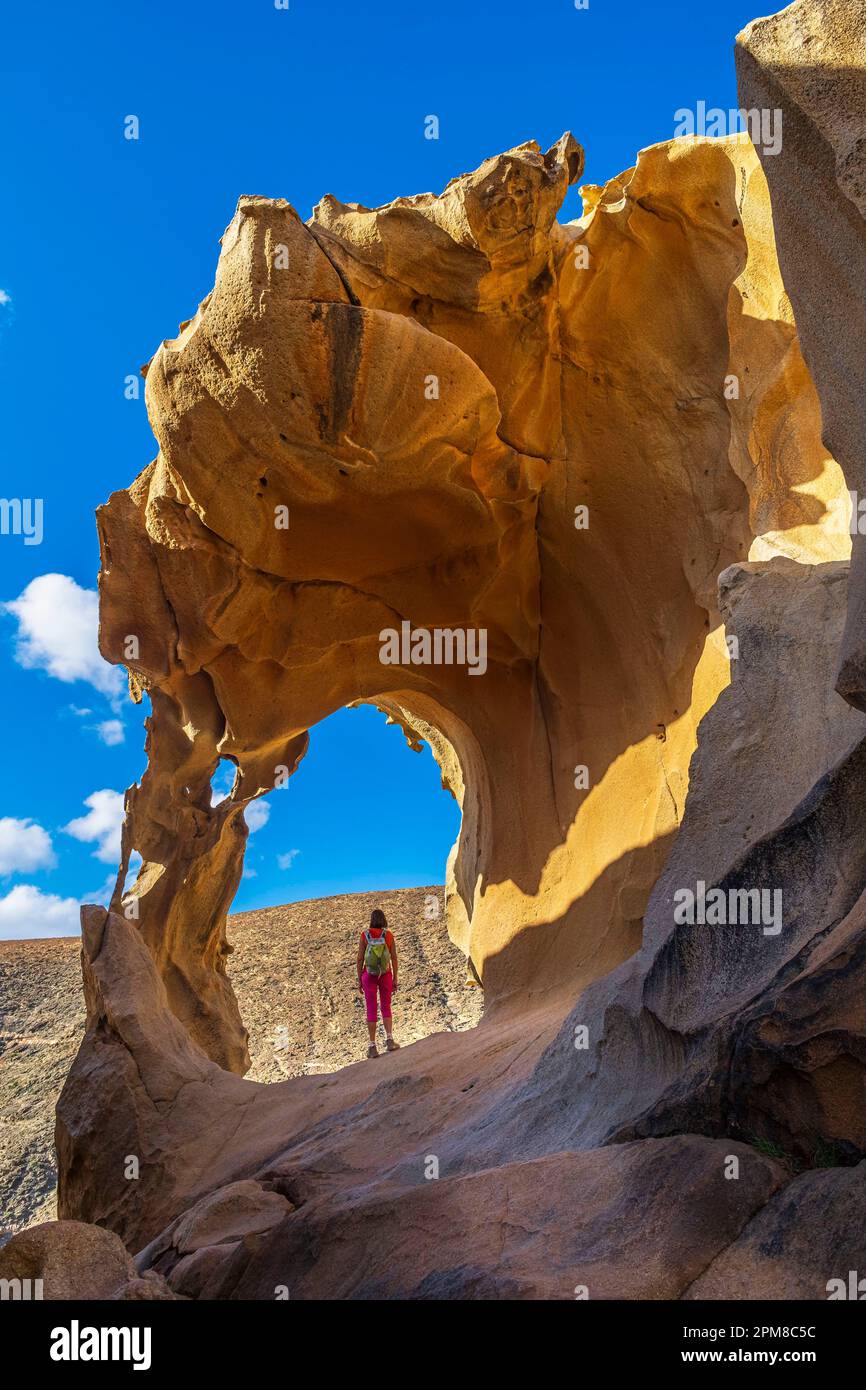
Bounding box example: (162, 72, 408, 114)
(210, 756, 239, 807)
(225, 704, 481, 1080)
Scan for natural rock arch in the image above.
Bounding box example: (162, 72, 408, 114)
(94, 129, 847, 1082)
(41, 33, 866, 1284)
(1, 0, 854, 1298)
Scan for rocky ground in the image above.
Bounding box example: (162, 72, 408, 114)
(0, 937, 82, 1235)
(0, 885, 480, 1239)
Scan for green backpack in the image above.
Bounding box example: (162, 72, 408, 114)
(364, 930, 391, 976)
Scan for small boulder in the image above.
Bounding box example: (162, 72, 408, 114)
(0, 1220, 135, 1300)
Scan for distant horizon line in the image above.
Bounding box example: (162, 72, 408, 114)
(0, 882, 449, 944)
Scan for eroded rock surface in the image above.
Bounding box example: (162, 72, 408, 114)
(154, 1137, 785, 1301)
(685, 1160, 866, 1300)
(51, 2, 866, 1297)
(94, 129, 846, 1070)
(737, 0, 866, 706)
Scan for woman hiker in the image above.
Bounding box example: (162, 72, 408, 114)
(357, 908, 400, 1058)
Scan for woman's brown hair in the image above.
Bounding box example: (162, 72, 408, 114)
(369, 909, 388, 932)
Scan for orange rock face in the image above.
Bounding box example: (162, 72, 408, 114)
(53, 23, 866, 1287)
(95, 131, 846, 1072)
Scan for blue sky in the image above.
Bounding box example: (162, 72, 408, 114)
(0, 0, 759, 936)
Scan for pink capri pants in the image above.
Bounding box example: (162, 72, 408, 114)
(361, 968, 393, 1023)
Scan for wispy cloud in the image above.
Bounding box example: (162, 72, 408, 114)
(277, 848, 300, 870)
(95, 718, 125, 746)
(3, 574, 124, 705)
(67, 705, 124, 744)
(0, 883, 80, 939)
(63, 789, 125, 864)
(0, 817, 56, 875)
(245, 800, 270, 833)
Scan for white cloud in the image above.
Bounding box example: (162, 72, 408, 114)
(63, 789, 125, 864)
(244, 800, 270, 833)
(0, 850, 142, 940)
(0, 290, 10, 307)
(3, 574, 123, 702)
(0, 883, 80, 939)
(70, 705, 93, 717)
(96, 719, 125, 746)
(277, 849, 300, 870)
(0, 817, 56, 876)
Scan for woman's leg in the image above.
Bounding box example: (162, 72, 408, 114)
(378, 971, 393, 1038)
(361, 970, 378, 1043)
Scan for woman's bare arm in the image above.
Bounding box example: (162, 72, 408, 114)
(389, 934, 398, 989)
(356, 935, 365, 990)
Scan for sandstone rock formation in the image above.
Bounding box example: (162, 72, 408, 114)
(46, 0, 866, 1298)
(152, 1138, 786, 1301)
(685, 1161, 866, 1300)
(94, 128, 847, 1073)
(737, 0, 866, 704)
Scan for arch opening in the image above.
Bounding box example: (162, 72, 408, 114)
(223, 701, 482, 1080)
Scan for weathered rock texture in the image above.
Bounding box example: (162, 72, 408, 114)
(0, 935, 83, 1235)
(0, 1218, 182, 1301)
(94, 129, 847, 1070)
(0, 1220, 138, 1300)
(49, 0, 866, 1297)
(737, 0, 866, 705)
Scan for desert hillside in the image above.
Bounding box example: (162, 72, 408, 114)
(0, 885, 480, 1239)
(228, 885, 481, 1081)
